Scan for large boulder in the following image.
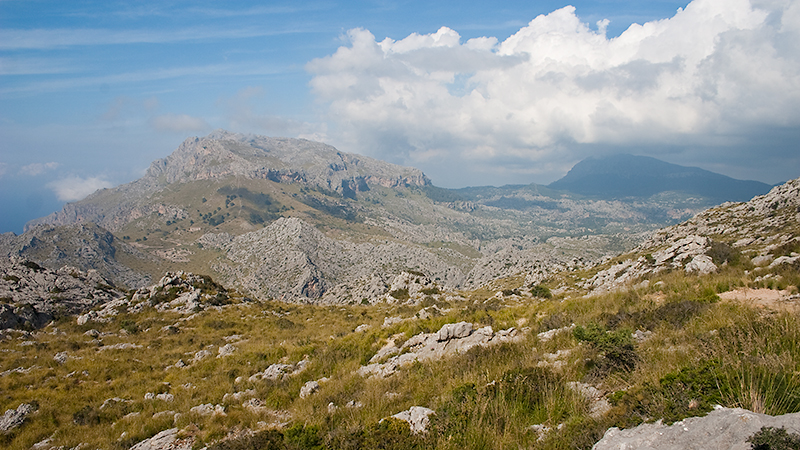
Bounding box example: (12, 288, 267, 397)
(592, 407, 800, 450)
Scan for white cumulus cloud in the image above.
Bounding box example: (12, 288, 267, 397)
(47, 176, 113, 202)
(20, 162, 59, 176)
(150, 113, 210, 133)
(308, 0, 800, 185)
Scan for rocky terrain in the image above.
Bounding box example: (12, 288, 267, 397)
(1, 132, 798, 450)
(580, 177, 800, 295)
(0, 257, 125, 330)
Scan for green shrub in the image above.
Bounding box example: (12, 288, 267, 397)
(529, 284, 552, 299)
(284, 423, 323, 450)
(207, 429, 286, 450)
(747, 427, 800, 450)
(573, 323, 637, 374)
(389, 288, 410, 301)
(706, 241, 742, 266)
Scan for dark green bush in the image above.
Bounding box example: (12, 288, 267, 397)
(284, 423, 323, 450)
(389, 288, 410, 301)
(706, 241, 742, 266)
(207, 429, 287, 450)
(747, 427, 800, 450)
(529, 284, 552, 299)
(574, 323, 637, 374)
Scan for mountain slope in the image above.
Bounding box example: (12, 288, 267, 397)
(548, 154, 772, 203)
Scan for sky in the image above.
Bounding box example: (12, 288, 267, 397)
(1, 0, 799, 233)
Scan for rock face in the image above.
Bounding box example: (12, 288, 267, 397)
(202, 218, 467, 302)
(358, 321, 527, 378)
(592, 407, 800, 450)
(0, 257, 125, 330)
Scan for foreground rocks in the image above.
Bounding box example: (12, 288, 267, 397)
(592, 407, 800, 450)
(129, 428, 193, 450)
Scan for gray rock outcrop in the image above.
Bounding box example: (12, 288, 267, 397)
(358, 322, 527, 378)
(592, 407, 800, 450)
(390, 406, 435, 434)
(129, 428, 193, 450)
(0, 403, 36, 432)
(0, 257, 126, 330)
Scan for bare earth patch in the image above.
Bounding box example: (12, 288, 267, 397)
(718, 288, 800, 311)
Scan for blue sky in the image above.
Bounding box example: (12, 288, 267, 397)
(2, 0, 799, 233)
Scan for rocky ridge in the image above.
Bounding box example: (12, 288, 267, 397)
(0, 222, 151, 288)
(582, 178, 800, 294)
(0, 257, 125, 330)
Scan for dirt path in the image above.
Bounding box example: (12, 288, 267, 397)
(718, 288, 800, 312)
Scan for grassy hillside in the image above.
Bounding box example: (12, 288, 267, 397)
(2, 255, 798, 449)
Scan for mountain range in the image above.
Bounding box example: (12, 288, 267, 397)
(2, 130, 777, 303)
(548, 154, 772, 202)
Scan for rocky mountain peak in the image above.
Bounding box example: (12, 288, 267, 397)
(145, 131, 431, 193)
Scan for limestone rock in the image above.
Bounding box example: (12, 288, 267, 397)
(299, 380, 320, 399)
(390, 406, 435, 434)
(359, 322, 528, 378)
(0, 403, 36, 432)
(130, 428, 193, 450)
(593, 407, 800, 450)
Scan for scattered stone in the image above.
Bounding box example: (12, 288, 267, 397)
(566, 382, 611, 419)
(0, 403, 36, 432)
(390, 406, 435, 434)
(98, 342, 143, 351)
(382, 316, 403, 328)
(249, 358, 309, 382)
(53, 351, 68, 364)
(632, 329, 653, 343)
(354, 324, 371, 333)
(685, 254, 717, 275)
(155, 393, 174, 402)
(537, 324, 575, 342)
(100, 397, 130, 410)
(327, 402, 337, 413)
(222, 389, 256, 404)
(192, 349, 212, 362)
(190, 404, 225, 416)
(217, 343, 237, 358)
(437, 321, 472, 341)
(84, 329, 101, 338)
(593, 407, 800, 450)
(299, 380, 320, 399)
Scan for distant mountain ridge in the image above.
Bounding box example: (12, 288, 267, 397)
(26, 130, 430, 232)
(548, 154, 772, 203)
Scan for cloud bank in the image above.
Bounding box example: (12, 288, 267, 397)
(150, 114, 211, 133)
(308, 0, 800, 185)
(47, 176, 113, 202)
